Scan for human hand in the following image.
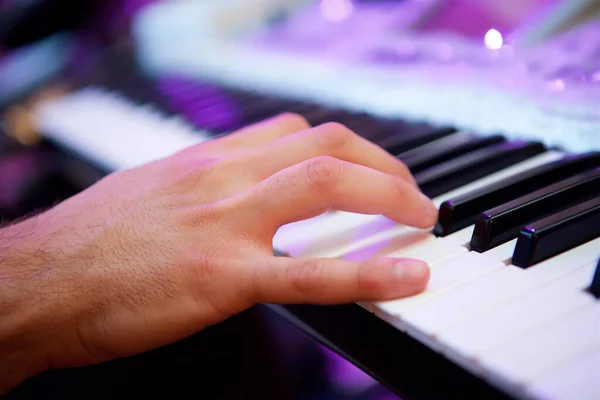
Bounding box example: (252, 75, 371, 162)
(0, 114, 438, 392)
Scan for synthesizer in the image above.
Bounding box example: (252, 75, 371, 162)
(4, 2, 600, 400)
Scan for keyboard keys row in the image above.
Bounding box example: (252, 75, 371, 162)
(471, 168, 600, 253)
(114, 69, 470, 160)
(397, 236, 600, 340)
(274, 152, 564, 258)
(434, 152, 600, 237)
(399, 132, 505, 173)
(414, 140, 547, 198)
(438, 261, 597, 360)
(513, 196, 600, 268)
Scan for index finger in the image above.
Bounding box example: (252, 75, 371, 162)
(234, 156, 438, 237)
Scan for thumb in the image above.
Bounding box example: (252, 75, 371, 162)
(250, 256, 430, 305)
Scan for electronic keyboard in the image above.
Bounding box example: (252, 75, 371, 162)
(7, 4, 600, 400)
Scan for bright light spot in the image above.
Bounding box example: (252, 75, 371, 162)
(320, 0, 354, 22)
(547, 79, 566, 91)
(484, 28, 503, 50)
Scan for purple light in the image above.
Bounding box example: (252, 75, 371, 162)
(320, 0, 354, 22)
(546, 79, 566, 91)
(156, 76, 241, 133)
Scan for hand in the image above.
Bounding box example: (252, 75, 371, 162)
(0, 113, 438, 393)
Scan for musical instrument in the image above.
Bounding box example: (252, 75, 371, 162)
(4, 1, 600, 399)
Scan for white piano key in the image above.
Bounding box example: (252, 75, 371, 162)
(273, 151, 565, 257)
(400, 237, 600, 338)
(369, 218, 505, 271)
(479, 302, 600, 386)
(35, 88, 208, 171)
(440, 225, 476, 248)
(528, 349, 600, 400)
(334, 226, 435, 260)
(324, 211, 476, 263)
(273, 212, 404, 257)
(437, 262, 597, 359)
(374, 249, 507, 318)
(386, 236, 469, 265)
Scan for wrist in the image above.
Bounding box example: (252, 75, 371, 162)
(0, 216, 54, 395)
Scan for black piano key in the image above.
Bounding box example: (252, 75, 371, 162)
(241, 99, 409, 141)
(113, 73, 183, 117)
(399, 133, 506, 173)
(155, 78, 282, 132)
(512, 196, 600, 268)
(415, 140, 546, 199)
(321, 113, 401, 141)
(470, 168, 600, 252)
(434, 152, 600, 236)
(242, 99, 315, 124)
(374, 125, 457, 154)
(398, 131, 475, 159)
(589, 259, 600, 299)
(220, 88, 266, 104)
(295, 106, 341, 124)
(334, 114, 393, 139)
(140, 76, 250, 133)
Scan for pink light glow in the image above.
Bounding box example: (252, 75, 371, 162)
(320, 0, 354, 22)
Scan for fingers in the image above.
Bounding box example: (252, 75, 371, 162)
(236, 156, 438, 234)
(250, 256, 430, 304)
(240, 122, 417, 187)
(190, 113, 311, 156)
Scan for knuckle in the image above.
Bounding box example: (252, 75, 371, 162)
(179, 201, 219, 230)
(305, 156, 343, 189)
(315, 122, 353, 149)
(357, 262, 385, 293)
(287, 259, 325, 295)
(174, 158, 217, 186)
(195, 257, 218, 284)
(395, 159, 412, 176)
(180, 249, 219, 285)
(393, 176, 408, 199)
(276, 112, 310, 130)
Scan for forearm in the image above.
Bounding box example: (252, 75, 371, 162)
(0, 216, 52, 395)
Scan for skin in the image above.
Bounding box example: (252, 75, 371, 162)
(0, 114, 438, 395)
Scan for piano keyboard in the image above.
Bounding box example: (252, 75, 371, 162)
(29, 43, 600, 400)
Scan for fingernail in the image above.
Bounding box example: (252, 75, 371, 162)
(394, 260, 428, 283)
(420, 193, 438, 218)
